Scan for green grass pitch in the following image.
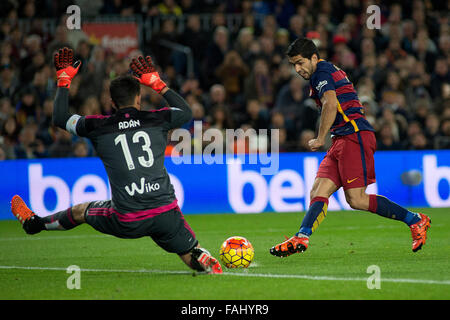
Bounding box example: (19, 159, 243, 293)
(0, 208, 449, 300)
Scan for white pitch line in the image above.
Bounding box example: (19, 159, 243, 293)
(223, 272, 450, 285)
(0, 235, 111, 241)
(0, 265, 449, 286)
(0, 265, 192, 275)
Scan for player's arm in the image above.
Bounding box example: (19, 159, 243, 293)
(160, 89, 193, 128)
(53, 86, 76, 130)
(130, 56, 192, 128)
(52, 47, 85, 135)
(308, 90, 338, 151)
(308, 71, 337, 151)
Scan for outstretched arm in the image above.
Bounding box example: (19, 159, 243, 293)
(52, 47, 81, 130)
(161, 89, 193, 126)
(130, 55, 192, 128)
(53, 87, 71, 129)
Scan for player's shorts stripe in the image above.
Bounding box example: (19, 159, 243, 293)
(88, 208, 112, 217)
(176, 206, 196, 238)
(356, 132, 368, 186)
(114, 200, 179, 222)
(86, 200, 179, 222)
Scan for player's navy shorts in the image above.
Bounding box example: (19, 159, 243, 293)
(316, 130, 376, 190)
(84, 200, 198, 255)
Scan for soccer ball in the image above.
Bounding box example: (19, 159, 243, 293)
(219, 236, 254, 268)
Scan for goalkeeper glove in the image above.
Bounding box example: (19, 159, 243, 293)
(53, 47, 81, 88)
(130, 56, 167, 93)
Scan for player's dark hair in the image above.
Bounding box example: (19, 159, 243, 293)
(286, 37, 320, 60)
(110, 75, 141, 108)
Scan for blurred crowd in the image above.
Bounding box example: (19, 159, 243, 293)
(0, 0, 449, 160)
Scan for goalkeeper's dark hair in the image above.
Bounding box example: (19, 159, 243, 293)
(286, 37, 320, 60)
(110, 75, 141, 108)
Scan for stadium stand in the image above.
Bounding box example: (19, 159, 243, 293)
(0, 0, 449, 160)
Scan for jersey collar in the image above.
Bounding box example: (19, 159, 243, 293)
(311, 59, 326, 81)
(117, 107, 138, 113)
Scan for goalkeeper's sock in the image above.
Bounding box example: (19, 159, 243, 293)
(296, 197, 329, 237)
(40, 208, 79, 230)
(368, 195, 421, 226)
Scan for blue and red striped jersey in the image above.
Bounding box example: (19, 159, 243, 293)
(309, 60, 374, 136)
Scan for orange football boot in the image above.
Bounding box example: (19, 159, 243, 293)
(11, 195, 35, 223)
(410, 213, 431, 252)
(270, 235, 309, 257)
(11, 195, 43, 234)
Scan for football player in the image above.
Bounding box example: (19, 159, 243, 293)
(270, 38, 431, 257)
(11, 48, 222, 274)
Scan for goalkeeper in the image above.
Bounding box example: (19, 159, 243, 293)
(11, 47, 222, 274)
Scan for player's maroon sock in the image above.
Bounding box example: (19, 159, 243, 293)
(40, 208, 79, 230)
(368, 195, 421, 226)
(296, 197, 329, 237)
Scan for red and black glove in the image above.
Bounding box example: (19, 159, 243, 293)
(130, 56, 167, 93)
(53, 47, 81, 88)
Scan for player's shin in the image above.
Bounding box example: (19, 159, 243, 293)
(296, 197, 329, 237)
(368, 194, 421, 226)
(40, 207, 80, 230)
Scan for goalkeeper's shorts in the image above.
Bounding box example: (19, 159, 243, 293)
(85, 200, 198, 255)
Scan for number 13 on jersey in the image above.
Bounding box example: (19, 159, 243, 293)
(114, 130, 154, 170)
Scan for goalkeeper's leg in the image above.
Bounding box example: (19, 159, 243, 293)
(11, 195, 87, 234)
(149, 206, 223, 274)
